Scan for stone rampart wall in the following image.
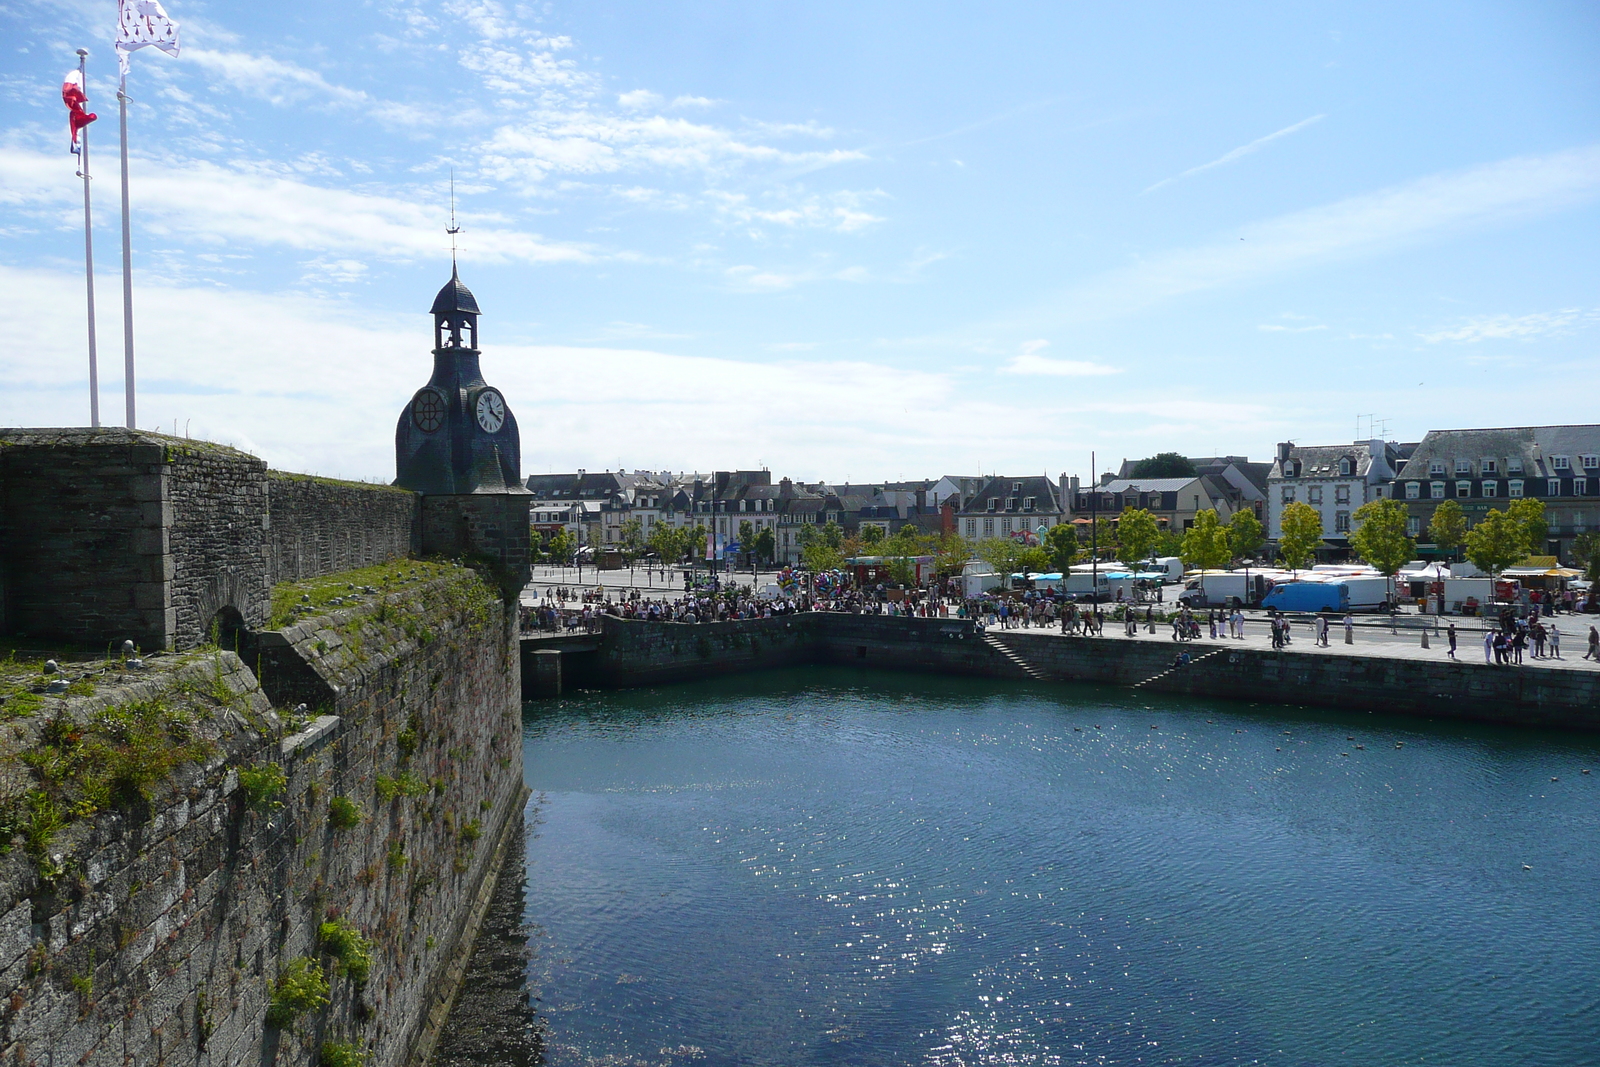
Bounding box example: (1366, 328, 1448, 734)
(166, 444, 272, 642)
(1, 568, 526, 1067)
(266, 474, 418, 586)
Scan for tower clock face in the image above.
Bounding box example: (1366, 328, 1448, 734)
(475, 389, 506, 433)
(411, 388, 446, 433)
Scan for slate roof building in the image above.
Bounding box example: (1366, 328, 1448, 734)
(1266, 439, 1410, 547)
(956, 475, 1072, 543)
(1075, 475, 1238, 533)
(1393, 424, 1600, 561)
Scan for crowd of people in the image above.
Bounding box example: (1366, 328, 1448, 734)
(518, 574, 1600, 671)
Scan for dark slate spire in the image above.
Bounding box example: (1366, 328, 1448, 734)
(430, 267, 480, 316)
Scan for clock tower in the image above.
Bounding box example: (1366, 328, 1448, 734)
(395, 268, 525, 494)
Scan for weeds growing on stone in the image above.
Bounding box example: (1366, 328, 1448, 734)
(328, 796, 363, 830)
(266, 956, 330, 1028)
(238, 763, 288, 811)
(318, 918, 374, 985)
(318, 1041, 368, 1067)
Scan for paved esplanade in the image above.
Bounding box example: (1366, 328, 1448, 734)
(982, 614, 1600, 674)
(520, 566, 1600, 676)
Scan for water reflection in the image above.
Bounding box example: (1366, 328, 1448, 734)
(519, 668, 1600, 1066)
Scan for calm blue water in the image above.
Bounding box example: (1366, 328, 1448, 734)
(519, 669, 1600, 1066)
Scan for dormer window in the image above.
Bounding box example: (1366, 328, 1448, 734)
(1023, 496, 1035, 511)
(1339, 458, 1352, 476)
(1552, 456, 1570, 470)
(1455, 459, 1472, 474)
(1482, 459, 1497, 475)
(1012, 481, 1023, 491)
(1583, 455, 1600, 470)
(1429, 460, 1444, 476)
(1507, 457, 1523, 474)
(986, 499, 997, 512)
(1004, 497, 1017, 511)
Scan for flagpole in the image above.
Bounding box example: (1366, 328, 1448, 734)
(117, 74, 136, 430)
(77, 49, 101, 429)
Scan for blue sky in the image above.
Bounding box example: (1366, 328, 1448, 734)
(2, 0, 1597, 481)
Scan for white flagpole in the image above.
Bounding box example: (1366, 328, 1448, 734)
(117, 74, 136, 430)
(116, 69, 136, 435)
(77, 49, 101, 428)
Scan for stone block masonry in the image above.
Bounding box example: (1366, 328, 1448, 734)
(560, 615, 1600, 732)
(0, 429, 420, 652)
(267, 473, 420, 586)
(0, 567, 526, 1067)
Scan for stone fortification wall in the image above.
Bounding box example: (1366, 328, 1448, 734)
(165, 443, 272, 642)
(0, 429, 268, 653)
(266, 473, 418, 586)
(0, 567, 525, 1067)
(569, 615, 1600, 731)
(0, 429, 428, 653)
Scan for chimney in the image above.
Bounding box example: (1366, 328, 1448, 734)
(1276, 443, 1292, 465)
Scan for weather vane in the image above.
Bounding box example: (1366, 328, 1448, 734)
(447, 167, 461, 269)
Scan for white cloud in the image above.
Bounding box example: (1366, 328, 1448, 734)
(1000, 339, 1120, 377)
(1419, 307, 1600, 343)
(708, 188, 884, 233)
(1145, 114, 1325, 193)
(670, 95, 716, 109)
(1058, 145, 1600, 322)
(0, 148, 593, 265)
(184, 50, 431, 128)
(1257, 323, 1327, 333)
(618, 89, 663, 110)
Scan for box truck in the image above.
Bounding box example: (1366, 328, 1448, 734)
(1259, 576, 1393, 613)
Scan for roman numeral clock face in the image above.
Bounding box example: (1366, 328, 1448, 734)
(475, 389, 506, 433)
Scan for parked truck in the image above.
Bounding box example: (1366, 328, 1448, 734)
(1259, 576, 1393, 613)
(1177, 571, 1270, 608)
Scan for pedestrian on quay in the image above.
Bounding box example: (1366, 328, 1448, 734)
(1447, 622, 1457, 659)
(1317, 614, 1330, 647)
(1549, 624, 1561, 659)
(1586, 625, 1599, 661)
(1484, 629, 1495, 664)
(1343, 613, 1354, 645)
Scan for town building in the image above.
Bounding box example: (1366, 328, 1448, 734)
(1266, 440, 1411, 547)
(1078, 475, 1239, 532)
(1393, 425, 1600, 561)
(957, 475, 1072, 543)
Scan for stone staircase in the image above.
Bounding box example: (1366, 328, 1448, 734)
(982, 631, 1049, 680)
(1131, 645, 1228, 689)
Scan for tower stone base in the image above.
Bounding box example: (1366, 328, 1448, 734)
(420, 492, 532, 595)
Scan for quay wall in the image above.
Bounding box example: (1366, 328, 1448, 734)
(0, 569, 526, 1067)
(558, 616, 1600, 731)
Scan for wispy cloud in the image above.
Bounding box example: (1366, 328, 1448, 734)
(1056, 145, 1600, 321)
(184, 50, 432, 128)
(1420, 307, 1600, 343)
(1000, 340, 1120, 377)
(1144, 114, 1325, 193)
(0, 148, 594, 267)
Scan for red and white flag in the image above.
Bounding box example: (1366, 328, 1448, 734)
(62, 69, 97, 153)
(115, 0, 180, 83)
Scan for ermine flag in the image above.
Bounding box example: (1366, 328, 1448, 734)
(115, 0, 180, 82)
(62, 70, 97, 153)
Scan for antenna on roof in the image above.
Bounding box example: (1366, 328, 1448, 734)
(447, 168, 462, 271)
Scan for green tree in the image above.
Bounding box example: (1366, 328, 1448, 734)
(547, 529, 576, 566)
(801, 541, 845, 573)
(1154, 528, 1186, 558)
(1044, 524, 1080, 572)
(753, 526, 776, 565)
(978, 537, 1026, 577)
(1129, 452, 1195, 478)
(1226, 509, 1265, 562)
(738, 519, 755, 555)
(1464, 507, 1530, 577)
(819, 521, 845, 550)
(1507, 497, 1548, 557)
(1115, 507, 1160, 566)
(1571, 531, 1600, 581)
(619, 518, 645, 577)
(1017, 546, 1052, 574)
(859, 523, 886, 547)
(1180, 509, 1231, 572)
(1277, 501, 1324, 570)
(933, 532, 974, 578)
(1077, 517, 1117, 560)
(647, 522, 681, 566)
(1349, 499, 1415, 611)
(1428, 499, 1467, 559)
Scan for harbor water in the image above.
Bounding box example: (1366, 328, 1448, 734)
(517, 668, 1600, 1066)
